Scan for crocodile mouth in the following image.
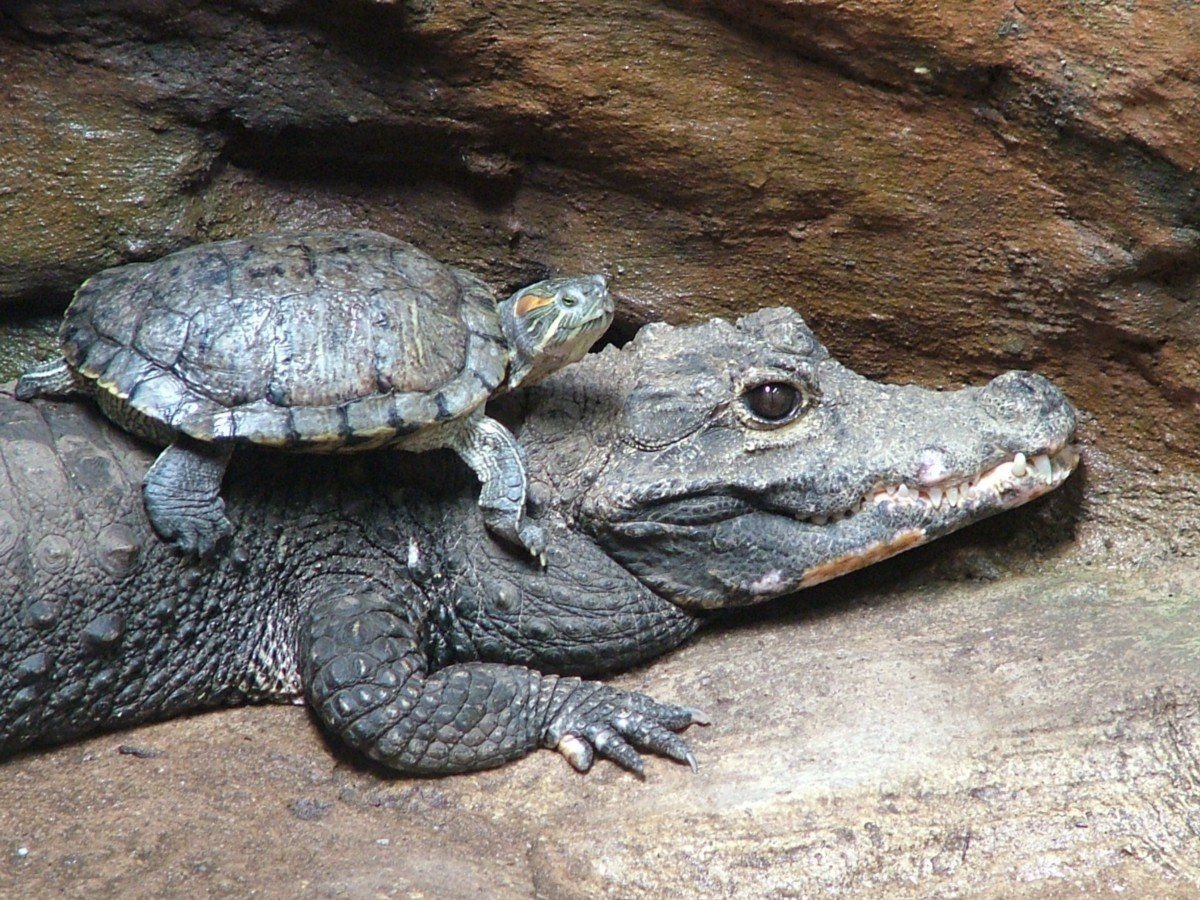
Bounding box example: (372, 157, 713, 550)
(597, 441, 1079, 606)
(800, 444, 1079, 528)
(614, 443, 1079, 532)
(791, 443, 1079, 589)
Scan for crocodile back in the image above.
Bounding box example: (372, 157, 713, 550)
(0, 395, 300, 754)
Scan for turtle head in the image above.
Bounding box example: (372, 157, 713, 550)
(500, 273, 614, 390)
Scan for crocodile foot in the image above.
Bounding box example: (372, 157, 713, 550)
(543, 681, 710, 776)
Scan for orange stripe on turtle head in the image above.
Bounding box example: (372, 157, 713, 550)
(514, 293, 556, 317)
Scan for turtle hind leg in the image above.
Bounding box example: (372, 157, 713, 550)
(142, 437, 235, 559)
(15, 357, 83, 401)
(452, 414, 547, 564)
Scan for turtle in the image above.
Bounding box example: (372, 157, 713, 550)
(15, 229, 613, 560)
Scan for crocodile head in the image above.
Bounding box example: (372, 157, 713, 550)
(532, 307, 1077, 610)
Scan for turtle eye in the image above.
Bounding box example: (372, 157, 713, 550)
(559, 292, 579, 308)
(742, 381, 807, 425)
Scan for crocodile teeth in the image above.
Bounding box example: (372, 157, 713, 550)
(1011, 452, 1027, 477)
(1033, 453, 1052, 480)
(804, 445, 1077, 527)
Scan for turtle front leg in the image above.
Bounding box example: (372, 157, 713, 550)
(14, 357, 83, 401)
(451, 413, 546, 563)
(142, 437, 234, 558)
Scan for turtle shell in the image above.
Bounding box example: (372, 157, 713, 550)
(60, 230, 510, 448)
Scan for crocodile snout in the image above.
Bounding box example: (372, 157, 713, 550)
(978, 371, 1077, 441)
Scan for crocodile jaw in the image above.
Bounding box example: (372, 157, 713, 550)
(588, 439, 1079, 611)
(792, 444, 1078, 590)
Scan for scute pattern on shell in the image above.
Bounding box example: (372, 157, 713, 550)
(61, 231, 509, 447)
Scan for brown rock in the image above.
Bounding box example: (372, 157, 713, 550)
(0, 52, 216, 300)
(2, 0, 1197, 471)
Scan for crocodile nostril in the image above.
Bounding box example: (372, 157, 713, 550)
(979, 371, 1069, 421)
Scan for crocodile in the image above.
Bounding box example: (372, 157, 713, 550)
(0, 308, 1077, 775)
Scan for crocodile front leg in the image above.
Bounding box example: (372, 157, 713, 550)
(436, 515, 705, 677)
(301, 585, 703, 775)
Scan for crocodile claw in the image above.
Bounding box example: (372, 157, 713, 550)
(545, 683, 707, 776)
(557, 734, 595, 772)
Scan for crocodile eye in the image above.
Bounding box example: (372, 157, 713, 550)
(743, 382, 805, 423)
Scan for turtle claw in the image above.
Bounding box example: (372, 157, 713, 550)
(525, 539, 548, 569)
(481, 514, 548, 564)
(151, 504, 233, 560)
(518, 522, 548, 565)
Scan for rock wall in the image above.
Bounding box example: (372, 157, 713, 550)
(1, 1, 1197, 474)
